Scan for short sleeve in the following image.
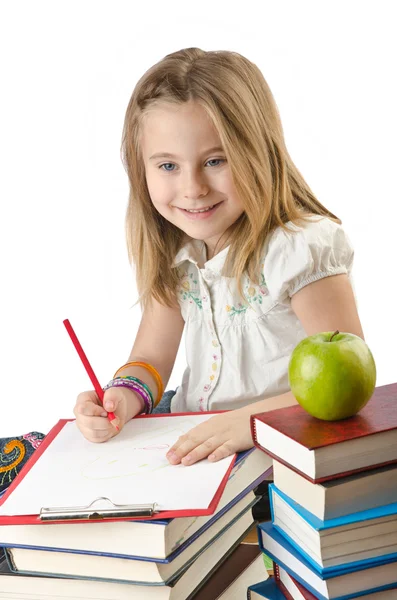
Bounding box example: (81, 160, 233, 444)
(263, 216, 354, 304)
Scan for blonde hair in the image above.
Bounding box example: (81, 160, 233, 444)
(121, 47, 340, 307)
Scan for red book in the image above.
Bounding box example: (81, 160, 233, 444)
(273, 561, 397, 599)
(193, 543, 261, 599)
(251, 382, 397, 483)
(273, 562, 320, 599)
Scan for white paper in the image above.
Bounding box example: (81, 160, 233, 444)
(0, 415, 234, 516)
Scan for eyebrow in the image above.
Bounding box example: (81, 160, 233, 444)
(149, 146, 225, 161)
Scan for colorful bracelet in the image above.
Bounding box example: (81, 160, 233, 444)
(115, 376, 154, 407)
(103, 378, 153, 414)
(113, 361, 164, 406)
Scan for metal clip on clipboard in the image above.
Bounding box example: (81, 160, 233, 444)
(40, 497, 158, 521)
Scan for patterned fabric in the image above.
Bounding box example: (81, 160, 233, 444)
(171, 216, 356, 414)
(0, 432, 45, 495)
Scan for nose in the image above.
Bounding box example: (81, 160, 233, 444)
(182, 169, 210, 200)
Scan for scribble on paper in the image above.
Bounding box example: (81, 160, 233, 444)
(80, 418, 198, 480)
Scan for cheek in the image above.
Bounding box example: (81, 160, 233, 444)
(223, 178, 243, 209)
(220, 172, 239, 196)
(146, 174, 173, 208)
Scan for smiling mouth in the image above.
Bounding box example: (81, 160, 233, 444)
(180, 203, 220, 213)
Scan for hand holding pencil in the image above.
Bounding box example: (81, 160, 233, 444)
(64, 319, 144, 443)
(73, 387, 139, 443)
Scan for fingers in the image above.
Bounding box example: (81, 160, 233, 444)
(166, 433, 198, 464)
(166, 428, 236, 465)
(206, 442, 236, 462)
(179, 437, 219, 465)
(102, 388, 121, 413)
(74, 401, 107, 419)
(77, 424, 114, 443)
(167, 436, 236, 465)
(165, 413, 246, 466)
(74, 391, 105, 413)
(74, 390, 119, 443)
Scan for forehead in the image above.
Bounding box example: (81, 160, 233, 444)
(140, 101, 222, 153)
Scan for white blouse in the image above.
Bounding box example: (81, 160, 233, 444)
(170, 215, 356, 413)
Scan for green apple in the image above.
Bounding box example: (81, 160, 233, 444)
(288, 331, 376, 421)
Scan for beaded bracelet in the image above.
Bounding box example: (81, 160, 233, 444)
(103, 378, 153, 414)
(113, 361, 164, 406)
(115, 376, 154, 407)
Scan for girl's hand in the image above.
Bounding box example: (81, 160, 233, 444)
(166, 408, 254, 466)
(73, 387, 144, 443)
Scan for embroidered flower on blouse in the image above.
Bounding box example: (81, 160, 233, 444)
(226, 302, 248, 316)
(225, 271, 269, 316)
(244, 273, 268, 305)
(178, 273, 203, 309)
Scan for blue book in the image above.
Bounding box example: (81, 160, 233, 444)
(269, 483, 397, 574)
(248, 578, 287, 599)
(257, 521, 397, 600)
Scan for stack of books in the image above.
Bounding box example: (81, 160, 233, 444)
(0, 414, 273, 599)
(248, 381, 397, 599)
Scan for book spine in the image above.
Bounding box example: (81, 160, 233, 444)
(250, 415, 258, 445)
(3, 548, 16, 572)
(277, 579, 295, 600)
(273, 561, 280, 581)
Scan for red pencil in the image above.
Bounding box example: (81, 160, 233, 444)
(63, 319, 119, 431)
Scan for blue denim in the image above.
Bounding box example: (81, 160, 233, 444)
(152, 389, 176, 414)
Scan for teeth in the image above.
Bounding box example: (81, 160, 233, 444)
(185, 205, 214, 213)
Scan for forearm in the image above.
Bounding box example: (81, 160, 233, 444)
(116, 298, 183, 421)
(239, 390, 298, 418)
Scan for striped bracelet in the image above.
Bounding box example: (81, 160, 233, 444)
(115, 376, 154, 408)
(113, 361, 164, 406)
(103, 378, 153, 414)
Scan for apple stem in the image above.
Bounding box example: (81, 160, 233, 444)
(330, 330, 340, 342)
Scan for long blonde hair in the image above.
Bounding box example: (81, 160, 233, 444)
(121, 47, 340, 307)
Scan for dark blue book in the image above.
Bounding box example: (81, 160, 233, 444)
(248, 577, 287, 599)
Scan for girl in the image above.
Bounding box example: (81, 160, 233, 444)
(74, 47, 364, 466)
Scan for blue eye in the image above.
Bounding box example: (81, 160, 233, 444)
(159, 163, 176, 172)
(206, 159, 224, 167)
(158, 159, 225, 172)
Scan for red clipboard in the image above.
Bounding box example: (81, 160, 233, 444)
(0, 412, 236, 526)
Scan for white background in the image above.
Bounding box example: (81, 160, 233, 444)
(0, 1, 395, 437)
